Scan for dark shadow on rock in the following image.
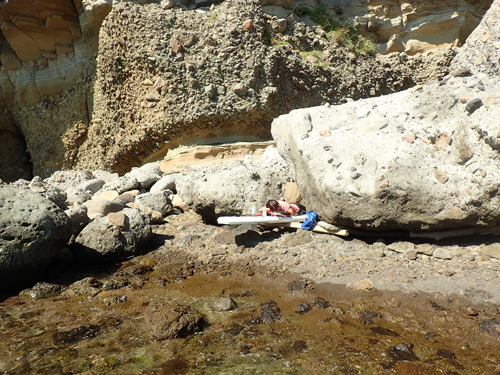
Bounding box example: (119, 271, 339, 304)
(235, 228, 282, 248)
(149, 233, 175, 251)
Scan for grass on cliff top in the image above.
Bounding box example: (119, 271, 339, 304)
(296, 4, 375, 56)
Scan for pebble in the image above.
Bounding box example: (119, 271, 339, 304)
(107, 212, 127, 229)
(387, 241, 415, 253)
(481, 245, 500, 260)
(346, 278, 374, 291)
(433, 248, 454, 260)
(213, 297, 237, 312)
(464, 307, 479, 316)
(416, 244, 435, 256)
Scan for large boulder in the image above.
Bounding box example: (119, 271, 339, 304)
(71, 207, 152, 262)
(451, 0, 500, 77)
(272, 0, 500, 232)
(175, 148, 293, 218)
(272, 73, 500, 231)
(0, 186, 71, 289)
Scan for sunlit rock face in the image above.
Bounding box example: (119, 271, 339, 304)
(347, 0, 493, 55)
(0, 0, 495, 181)
(0, 0, 86, 106)
(0, 0, 111, 181)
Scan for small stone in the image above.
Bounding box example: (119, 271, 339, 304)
(464, 307, 479, 316)
(367, 247, 385, 259)
(107, 212, 127, 229)
(406, 250, 417, 260)
(296, 302, 312, 314)
(416, 244, 435, 256)
(480, 245, 500, 260)
(78, 179, 105, 194)
(170, 38, 184, 53)
(465, 98, 483, 115)
(213, 297, 237, 312)
(450, 68, 471, 77)
(459, 94, 474, 104)
(387, 241, 415, 253)
(347, 278, 374, 291)
(433, 169, 449, 184)
(319, 130, 331, 137)
(142, 79, 154, 86)
(204, 84, 217, 98)
(232, 83, 248, 96)
(313, 297, 329, 308)
(116, 193, 135, 203)
(242, 19, 253, 32)
(466, 262, 478, 270)
(379, 179, 389, 189)
(145, 93, 161, 102)
(94, 190, 119, 201)
(479, 319, 500, 337)
(433, 248, 454, 260)
(161, 0, 175, 9)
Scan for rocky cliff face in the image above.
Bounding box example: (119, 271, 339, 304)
(346, 0, 493, 55)
(0, 0, 112, 181)
(0, 0, 492, 180)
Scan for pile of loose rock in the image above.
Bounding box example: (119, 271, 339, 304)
(0, 162, 179, 289)
(0, 145, 294, 290)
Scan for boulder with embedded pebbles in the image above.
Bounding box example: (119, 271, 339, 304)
(271, 2, 500, 232)
(0, 186, 71, 289)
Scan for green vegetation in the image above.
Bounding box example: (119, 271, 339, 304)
(300, 50, 331, 68)
(296, 3, 341, 32)
(211, 12, 218, 20)
(272, 40, 291, 48)
(297, 3, 376, 56)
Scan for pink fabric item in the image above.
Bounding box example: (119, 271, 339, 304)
(277, 200, 299, 213)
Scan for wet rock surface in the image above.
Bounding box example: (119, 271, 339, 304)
(1, 246, 500, 374)
(145, 299, 206, 340)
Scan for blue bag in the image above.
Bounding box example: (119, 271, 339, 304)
(301, 211, 318, 231)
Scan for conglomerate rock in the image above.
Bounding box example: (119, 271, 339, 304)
(0, 186, 71, 289)
(271, 0, 500, 232)
(73, 0, 456, 175)
(0, 0, 492, 181)
(450, 0, 500, 77)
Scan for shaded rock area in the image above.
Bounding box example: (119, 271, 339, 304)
(0, 0, 112, 181)
(175, 147, 293, 217)
(0, 186, 71, 289)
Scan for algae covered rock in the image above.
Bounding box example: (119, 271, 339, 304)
(145, 299, 206, 340)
